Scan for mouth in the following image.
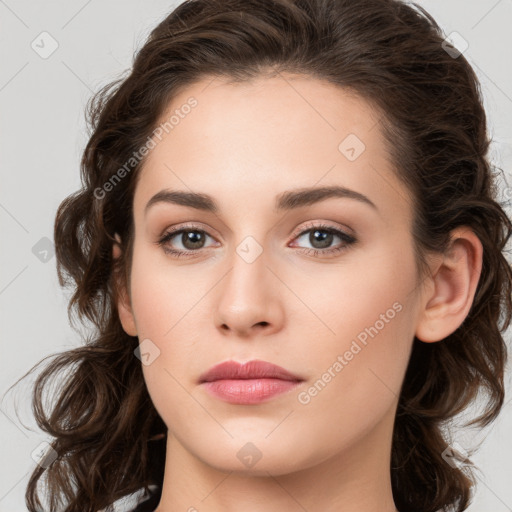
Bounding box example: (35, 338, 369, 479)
(198, 359, 305, 405)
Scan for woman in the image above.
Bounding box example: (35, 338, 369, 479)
(13, 0, 511, 511)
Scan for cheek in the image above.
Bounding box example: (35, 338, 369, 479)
(128, 244, 196, 341)
(286, 293, 416, 466)
(294, 237, 417, 346)
(294, 238, 418, 404)
(127, 246, 209, 415)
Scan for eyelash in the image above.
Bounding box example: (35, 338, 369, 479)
(156, 221, 357, 259)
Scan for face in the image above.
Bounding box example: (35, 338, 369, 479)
(117, 73, 426, 475)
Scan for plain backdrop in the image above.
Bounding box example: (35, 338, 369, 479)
(1, 0, 511, 510)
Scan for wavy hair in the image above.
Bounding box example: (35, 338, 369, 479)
(6, 0, 511, 510)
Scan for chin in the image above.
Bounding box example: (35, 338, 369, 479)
(188, 434, 322, 477)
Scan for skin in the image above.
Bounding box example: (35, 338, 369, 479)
(113, 73, 483, 512)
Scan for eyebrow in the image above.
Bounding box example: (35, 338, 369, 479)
(144, 185, 378, 216)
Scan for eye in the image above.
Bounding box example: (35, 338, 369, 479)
(156, 224, 218, 258)
(289, 222, 357, 258)
(156, 221, 357, 259)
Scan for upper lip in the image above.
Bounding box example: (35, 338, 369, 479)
(199, 359, 304, 383)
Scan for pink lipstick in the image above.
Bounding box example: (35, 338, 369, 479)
(198, 359, 304, 405)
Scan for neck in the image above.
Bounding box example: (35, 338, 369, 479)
(154, 410, 399, 512)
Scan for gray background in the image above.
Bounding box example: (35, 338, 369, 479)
(1, 0, 511, 510)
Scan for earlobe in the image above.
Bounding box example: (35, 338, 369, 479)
(112, 234, 138, 337)
(415, 227, 483, 343)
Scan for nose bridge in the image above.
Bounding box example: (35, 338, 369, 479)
(222, 233, 270, 309)
(213, 232, 282, 335)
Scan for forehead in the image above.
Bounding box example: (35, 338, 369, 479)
(133, 73, 410, 223)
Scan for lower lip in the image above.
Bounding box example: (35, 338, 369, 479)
(201, 378, 302, 404)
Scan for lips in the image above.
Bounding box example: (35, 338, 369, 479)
(198, 359, 303, 383)
(198, 359, 304, 405)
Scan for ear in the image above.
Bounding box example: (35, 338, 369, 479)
(112, 233, 138, 337)
(415, 226, 483, 343)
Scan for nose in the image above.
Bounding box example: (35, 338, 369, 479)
(213, 242, 284, 339)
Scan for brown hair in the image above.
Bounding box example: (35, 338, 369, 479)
(6, 0, 511, 510)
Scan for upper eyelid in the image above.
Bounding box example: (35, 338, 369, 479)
(161, 222, 220, 242)
(291, 220, 354, 239)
